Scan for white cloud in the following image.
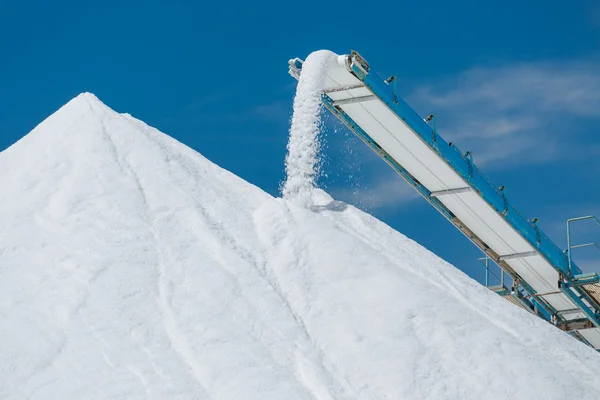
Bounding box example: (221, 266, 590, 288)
(409, 60, 600, 167)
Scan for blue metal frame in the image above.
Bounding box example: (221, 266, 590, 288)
(353, 63, 581, 278)
(564, 273, 600, 287)
(290, 52, 600, 345)
(561, 286, 600, 327)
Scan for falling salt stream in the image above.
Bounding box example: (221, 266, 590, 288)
(282, 50, 338, 206)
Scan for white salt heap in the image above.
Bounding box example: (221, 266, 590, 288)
(1, 93, 600, 399)
(282, 50, 338, 206)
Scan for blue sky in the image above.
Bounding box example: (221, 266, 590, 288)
(1, 0, 600, 282)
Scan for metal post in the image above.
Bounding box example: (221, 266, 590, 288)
(463, 151, 473, 178)
(501, 269, 505, 288)
(567, 219, 573, 277)
(566, 215, 600, 278)
(485, 257, 489, 287)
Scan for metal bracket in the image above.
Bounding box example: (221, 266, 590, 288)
(350, 50, 370, 79)
(323, 84, 365, 94)
(288, 58, 303, 79)
(350, 50, 370, 73)
(498, 185, 508, 216)
(424, 114, 437, 143)
(332, 95, 377, 106)
(563, 273, 600, 287)
(464, 151, 474, 178)
(430, 187, 472, 197)
(498, 251, 538, 261)
(556, 308, 583, 316)
(561, 286, 600, 328)
(556, 318, 595, 332)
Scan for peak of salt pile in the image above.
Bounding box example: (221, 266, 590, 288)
(1, 93, 599, 400)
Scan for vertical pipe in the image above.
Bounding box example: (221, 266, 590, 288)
(485, 257, 489, 287)
(566, 215, 600, 279)
(501, 269, 505, 288)
(567, 220, 572, 277)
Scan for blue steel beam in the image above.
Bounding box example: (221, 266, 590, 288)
(350, 60, 581, 279)
(561, 286, 600, 327)
(564, 273, 600, 287)
(347, 55, 600, 327)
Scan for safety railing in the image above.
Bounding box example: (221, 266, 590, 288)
(479, 256, 507, 289)
(567, 215, 600, 276)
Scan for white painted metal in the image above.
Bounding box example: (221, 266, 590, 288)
(499, 251, 538, 261)
(430, 187, 473, 197)
(579, 327, 600, 348)
(333, 95, 377, 106)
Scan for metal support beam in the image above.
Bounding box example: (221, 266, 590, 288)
(528, 290, 562, 298)
(556, 318, 595, 332)
(430, 187, 473, 197)
(333, 95, 377, 106)
(571, 243, 600, 250)
(498, 251, 538, 261)
(561, 286, 600, 328)
(485, 257, 489, 287)
(564, 272, 600, 287)
(556, 308, 583, 316)
(323, 83, 365, 93)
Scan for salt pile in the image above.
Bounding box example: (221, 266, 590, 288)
(1, 93, 600, 399)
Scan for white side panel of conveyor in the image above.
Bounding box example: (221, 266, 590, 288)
(321, 62, 586, 326)
(580, 327, 600, 348)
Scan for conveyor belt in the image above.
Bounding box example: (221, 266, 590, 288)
(288, 51, 600, 350)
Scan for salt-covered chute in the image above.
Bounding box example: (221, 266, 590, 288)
(289, 51, 600, 350)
